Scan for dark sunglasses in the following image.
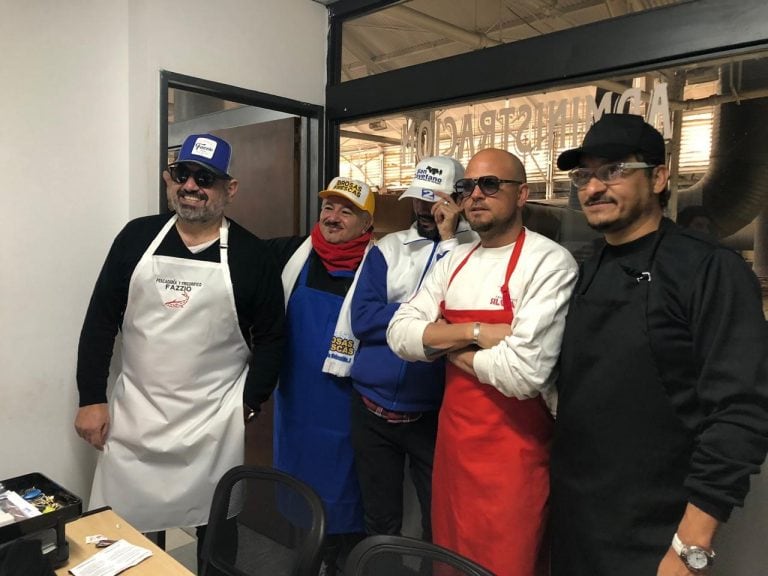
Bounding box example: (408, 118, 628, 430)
(454, 176, 523, 198)
(168, 164, 226, 188)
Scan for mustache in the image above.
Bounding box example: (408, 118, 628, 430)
(179, 190, 208, 201)
(584, 194, 615, 206)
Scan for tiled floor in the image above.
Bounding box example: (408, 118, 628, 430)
(166, 527, 198, 573)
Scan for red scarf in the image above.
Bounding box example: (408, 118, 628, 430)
(311, 223, 372, 272)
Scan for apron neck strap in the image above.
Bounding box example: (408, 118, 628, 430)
(446, 228, 527, 311)
(500, 228, 526, 310)
(219, 218, 230, 266)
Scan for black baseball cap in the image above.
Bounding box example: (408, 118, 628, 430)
(557, 113, 666, 171)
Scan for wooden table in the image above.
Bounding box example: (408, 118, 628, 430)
(55, 509, 194, 575)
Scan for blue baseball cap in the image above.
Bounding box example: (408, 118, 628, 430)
(170, 134, 232, 177)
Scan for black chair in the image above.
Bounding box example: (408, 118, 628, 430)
(345, 535, 495, 576)
(200, 465, 326, 576)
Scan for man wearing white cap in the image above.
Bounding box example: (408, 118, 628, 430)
(75, 134, 285, 567)
(267, 177, 375, 575)
(349, 157, 475, 546)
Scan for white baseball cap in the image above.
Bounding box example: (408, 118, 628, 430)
(399, 156, 465, 203)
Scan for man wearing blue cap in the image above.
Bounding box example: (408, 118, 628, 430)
(75, 134, 285, 564)
(550, 114, 768, 576)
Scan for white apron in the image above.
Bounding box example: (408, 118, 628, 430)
(89, 215, 250, 532)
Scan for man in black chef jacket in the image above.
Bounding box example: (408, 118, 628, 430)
(549, 113, 768, 576)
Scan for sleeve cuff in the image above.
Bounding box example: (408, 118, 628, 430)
(688, 494, 733, 523)
(472, 350, 491, 384)
(404, 319, 431, 361)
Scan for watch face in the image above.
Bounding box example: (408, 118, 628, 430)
(686, 548, 710, 570)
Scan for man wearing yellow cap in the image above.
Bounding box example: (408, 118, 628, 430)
(267, 177, 375, 575)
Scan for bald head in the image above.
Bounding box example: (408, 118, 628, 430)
(466, 148, 527, 183)
(463, 148, 529, 248)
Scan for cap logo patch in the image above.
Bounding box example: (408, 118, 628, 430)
(415, 166, 444, 185)
(335, 179, 363, 197)
(420, 189, 436, 200)
(191, 137, 218, 159)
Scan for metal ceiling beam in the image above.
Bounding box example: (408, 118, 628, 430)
(677, 86, 768, 110)
(605, 0, 630, 17)
(387, 5, 502, 49)
(340, 129, 401, 145)
(343, 29, 388, 75)
(342, 38, 455, 76)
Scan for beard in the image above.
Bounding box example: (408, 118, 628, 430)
(468, 218, 493, 233)
(584, 201, 644, 233)
(171, 191, 226, 223)
(416, 215, 440, 240)
(467, 205, 517, 237)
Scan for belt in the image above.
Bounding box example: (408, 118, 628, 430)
(361, 395, 422, 424)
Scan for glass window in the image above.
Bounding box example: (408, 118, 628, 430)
(340, 49, 768, 316)
(340, 0, 689, 82)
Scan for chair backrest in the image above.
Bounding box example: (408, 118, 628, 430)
(344, 535, 496, 576)
(200, 465, 326, 576)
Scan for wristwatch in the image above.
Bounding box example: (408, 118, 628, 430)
(672, 533, 715, 573)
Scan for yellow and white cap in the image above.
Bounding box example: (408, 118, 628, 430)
(319, 177, 376, 216)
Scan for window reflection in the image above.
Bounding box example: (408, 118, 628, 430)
(340, 50, 768, 317)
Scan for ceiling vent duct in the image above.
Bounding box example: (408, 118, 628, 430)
(681, 60, 768, 237)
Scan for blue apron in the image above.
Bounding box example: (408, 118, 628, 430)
(274, 258, 365, 534)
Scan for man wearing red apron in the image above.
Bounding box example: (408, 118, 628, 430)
(388, 149, 578, 575)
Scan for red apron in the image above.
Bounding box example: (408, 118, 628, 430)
(434, 230, 552, 576)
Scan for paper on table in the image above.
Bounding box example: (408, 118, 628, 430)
(68, 539, 153, 576)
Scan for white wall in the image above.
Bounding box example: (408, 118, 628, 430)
(127, 0, 327, 217)
(0, 0, 326, 506)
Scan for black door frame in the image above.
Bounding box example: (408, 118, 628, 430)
(160, 70, 325, 233)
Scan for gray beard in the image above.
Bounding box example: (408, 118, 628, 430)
(171, 194, 224, 224)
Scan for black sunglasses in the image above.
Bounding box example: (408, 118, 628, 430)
(168, 164, 226, 188)
(454, 176, 523, 198)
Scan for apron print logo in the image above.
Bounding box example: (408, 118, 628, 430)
(164, 291, 189, 309)
(156, 277, 202, 309)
